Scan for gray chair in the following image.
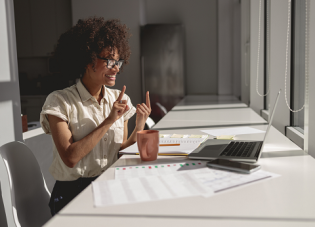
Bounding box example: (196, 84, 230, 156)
(156, 102, 168, 116)
(0, 141, 51, 227)
(145, 117, 156, 129)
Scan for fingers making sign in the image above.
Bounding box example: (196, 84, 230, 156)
(107, 85, 151, 129)
(107, 85, 130, 123)
(136, 91, 151, 131)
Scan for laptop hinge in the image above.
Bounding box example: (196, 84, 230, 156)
(254, 142, 263, 158)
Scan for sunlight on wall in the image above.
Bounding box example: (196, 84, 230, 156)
(0, 101, 14, 146)
(0, 0, 11, 82)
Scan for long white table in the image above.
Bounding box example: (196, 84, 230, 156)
(43, 98, 315, 227)
(153, 108, 267, 130)
(43, 216, 315, 227)
(158, 125, 302, 153)
(44, 154, 314, 227)
(173, 95, 247, 110)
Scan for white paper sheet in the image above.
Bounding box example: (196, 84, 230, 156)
(188, 168, 279, 192)
(115, 162, 279, 192)
(115, 161, 208, 179)
(92, 162, 279, 207)
(119, 135, 208, 155)
(92, 172, 214, 207)
(201, 127, 265, 137)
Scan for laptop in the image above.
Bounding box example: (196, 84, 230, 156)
(188, 90, 281, 163)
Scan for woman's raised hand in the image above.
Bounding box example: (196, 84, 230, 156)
(136, 91, 151, 131)
(107, 86, 130, 123)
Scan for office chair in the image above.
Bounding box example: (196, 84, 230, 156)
(0, 141, 51, 227)
(145, 103, 167, 129)
(145, 117, 156, 129)
(156, 102, 168, 116)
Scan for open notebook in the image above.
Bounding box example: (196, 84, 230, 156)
(119, 134, 209, 156)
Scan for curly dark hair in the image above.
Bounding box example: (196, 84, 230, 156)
(52, 17, 131, 79)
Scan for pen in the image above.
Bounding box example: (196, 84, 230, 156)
(159, 144, 180, 146)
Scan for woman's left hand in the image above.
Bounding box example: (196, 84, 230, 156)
(136, 91, 151, 131)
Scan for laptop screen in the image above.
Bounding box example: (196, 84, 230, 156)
(258, 89, 281, 159)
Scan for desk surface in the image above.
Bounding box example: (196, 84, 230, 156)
(44, 154, 314, 227)
(54, 124, 306, 219)
(153, 108, 267, 130)
(176, 95, 241, 103)
(43, 97, 314, 227)
(172, 103, 248, 110)
(45, 213, 315, 227)
(158, 125, 301, 153)
(173, 95, 247, 110)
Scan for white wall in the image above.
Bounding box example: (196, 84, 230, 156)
(218, 0, 241, 97)
(0, 0, 22, 146)
(0, 0, 23, 225)
(144, 0, 217, 95)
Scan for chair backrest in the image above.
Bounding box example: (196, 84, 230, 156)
(0, 141, 51, 227)
(145, 117, 156, 129)
(156, 102, 168, 115)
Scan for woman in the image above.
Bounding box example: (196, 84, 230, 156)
(40, 18, 151, 215)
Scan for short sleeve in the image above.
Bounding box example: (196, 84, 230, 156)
(40, 91, 70, 134)
(122, 93, 136, 121)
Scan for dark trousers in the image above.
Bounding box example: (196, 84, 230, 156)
(49, 176, 98, 216)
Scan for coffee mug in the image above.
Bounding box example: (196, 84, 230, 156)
(137, 130, 159, 161)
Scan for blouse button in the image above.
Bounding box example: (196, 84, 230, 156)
(103, 155, 107, 159)
(104, 138, 107, 141)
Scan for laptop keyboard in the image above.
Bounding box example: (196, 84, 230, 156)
(219, 142, 257, 157)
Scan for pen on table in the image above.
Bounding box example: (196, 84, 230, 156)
(159, 144, 180, 146)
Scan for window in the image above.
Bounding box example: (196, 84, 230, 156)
(264, 0, 271, 112)
(285, 0, 308, 149)
(290, 0, 307, 132)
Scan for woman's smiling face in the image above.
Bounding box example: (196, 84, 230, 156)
(86, 48, 120, 87)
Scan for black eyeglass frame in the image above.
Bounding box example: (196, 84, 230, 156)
(97, 56, 124, 69)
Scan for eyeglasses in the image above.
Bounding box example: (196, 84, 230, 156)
(97, 56, 124, 69)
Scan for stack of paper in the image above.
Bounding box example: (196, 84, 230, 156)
(92, 172, 214, 207)
(115, 161, 208, 179)
(92, 161, 278, 207)
(119, 134, 208, 156)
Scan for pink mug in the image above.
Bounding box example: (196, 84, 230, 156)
(137, 130, 159, 161)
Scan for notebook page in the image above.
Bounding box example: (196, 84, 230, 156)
(119, 135, 209, 155)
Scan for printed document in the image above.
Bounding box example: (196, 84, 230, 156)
(119, 135, 208, 155)
(93, 161, 278, 207)
(92, 172, 214, 207)
(115, 161, 279, 192)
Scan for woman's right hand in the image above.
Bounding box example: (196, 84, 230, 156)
(106, 85, 129, 124)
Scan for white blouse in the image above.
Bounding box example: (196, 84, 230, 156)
(40, 79, 136, 181)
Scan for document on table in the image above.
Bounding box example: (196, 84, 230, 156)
(92, 172, 214, 207)
(119, 135, 208, 155)
(115, 162, 279, 192)
(115, 161, 208, 179)
(187, 168, 279, 192)
(93, 161, 279, 207)
(201, 127, 265, 137)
